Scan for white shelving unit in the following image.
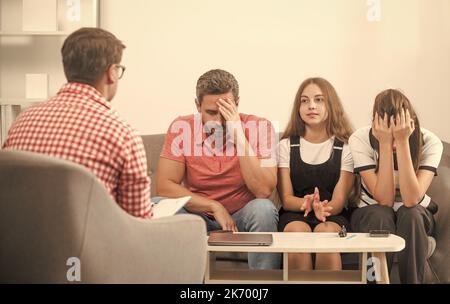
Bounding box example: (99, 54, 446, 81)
(0, 0, 99, 145)
(0, 31, 71, 36)
(0, 98, 43, 105)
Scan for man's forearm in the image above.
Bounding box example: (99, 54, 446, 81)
(239, 156, 276, 197)
(157, 180, 219, 213)
(235, 130, 276, 198)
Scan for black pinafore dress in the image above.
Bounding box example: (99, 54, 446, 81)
(278, 136, 350, 231)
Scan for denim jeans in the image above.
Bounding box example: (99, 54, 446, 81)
(152, 197, 281, 270)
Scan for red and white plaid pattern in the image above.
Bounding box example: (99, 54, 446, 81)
(3, 83, 153, 218)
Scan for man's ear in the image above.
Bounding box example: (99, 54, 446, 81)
(195, 98, 201, 113)
(106, 65, 116, 85)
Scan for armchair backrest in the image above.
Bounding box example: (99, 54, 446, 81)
(0, 151, 208, 283)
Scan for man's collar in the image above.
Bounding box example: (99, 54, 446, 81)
(58, 82, 112, 109)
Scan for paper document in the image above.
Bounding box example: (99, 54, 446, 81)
(152, 196, 191, 218)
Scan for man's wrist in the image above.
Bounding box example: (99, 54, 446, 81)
(234, 126, 252, 156)
(209, 201, 222, 213)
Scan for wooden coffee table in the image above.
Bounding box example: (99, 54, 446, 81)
(205, 232, 405, 284)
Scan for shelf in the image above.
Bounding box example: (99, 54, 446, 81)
(288, 270, 363, 284)
(0, 98, 43, 106)
(0, 31, 70, 36)
(207, 269, 284, 284)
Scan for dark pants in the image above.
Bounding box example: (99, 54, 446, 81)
(351, 204, 435, 284)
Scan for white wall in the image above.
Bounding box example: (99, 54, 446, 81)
(2, 0, 447, 141)
(99, 0, 450, 142)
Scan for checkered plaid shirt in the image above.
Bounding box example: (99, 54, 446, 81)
(3, 83, 153, 218)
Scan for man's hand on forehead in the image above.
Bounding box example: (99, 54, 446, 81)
(217, 97, 240, 123)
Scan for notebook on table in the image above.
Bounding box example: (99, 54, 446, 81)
(208, 232, 273, 246)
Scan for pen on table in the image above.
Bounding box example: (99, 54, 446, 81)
(346, 234, 357, 240)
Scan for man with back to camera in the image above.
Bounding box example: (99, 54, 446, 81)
(3, 27, 154, 219)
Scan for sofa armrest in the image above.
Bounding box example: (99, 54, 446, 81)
(426, 141, 450, 283)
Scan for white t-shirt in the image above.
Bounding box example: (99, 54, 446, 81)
(278, 136, 354, 173)
(349, 126, 443, 210)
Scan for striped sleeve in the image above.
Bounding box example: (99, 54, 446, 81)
(419, 129, 444, 176)
(349, 129, 376, 174)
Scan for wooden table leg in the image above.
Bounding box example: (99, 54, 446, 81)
(372, 252, 390, 284)
(204, 251, 216, 284)
(360, 252, 368, 284)
(283, 252, 289, 282)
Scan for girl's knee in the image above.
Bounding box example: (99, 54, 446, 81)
(284, 221, 312, 232)
(314, 222, 340, 233)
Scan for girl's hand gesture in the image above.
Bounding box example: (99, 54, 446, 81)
(372, 112, 394, 145)
(393, 108, 415, 143)
(311, 187, 333, 222)
(300, 194, 313, 217)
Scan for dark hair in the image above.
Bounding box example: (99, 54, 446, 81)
(61, 27, 126, 85)
(196, 69, 239, 103)
(372, 89, 423, 171)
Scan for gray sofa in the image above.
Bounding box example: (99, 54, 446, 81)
(0, 150, 207, 284)
(142, 134, 450, 283)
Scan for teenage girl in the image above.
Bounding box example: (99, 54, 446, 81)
(277, 78, 355, 271)
(349, 89, 443, 284)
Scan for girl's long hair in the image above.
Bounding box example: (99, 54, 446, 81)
(372, 89, 423, 171)
(282, 77, 353, 142)
(282, 78, 359, 206)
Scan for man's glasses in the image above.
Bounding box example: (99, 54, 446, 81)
(115, 64, 126, 79)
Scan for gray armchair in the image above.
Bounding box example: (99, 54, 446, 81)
(0, 151, 207, 284)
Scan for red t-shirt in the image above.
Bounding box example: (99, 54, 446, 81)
(160, 113, 276, 214)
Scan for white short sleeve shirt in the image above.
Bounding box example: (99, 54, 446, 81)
(349, 126, 443, 210)
(278, 136, 354, 173)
